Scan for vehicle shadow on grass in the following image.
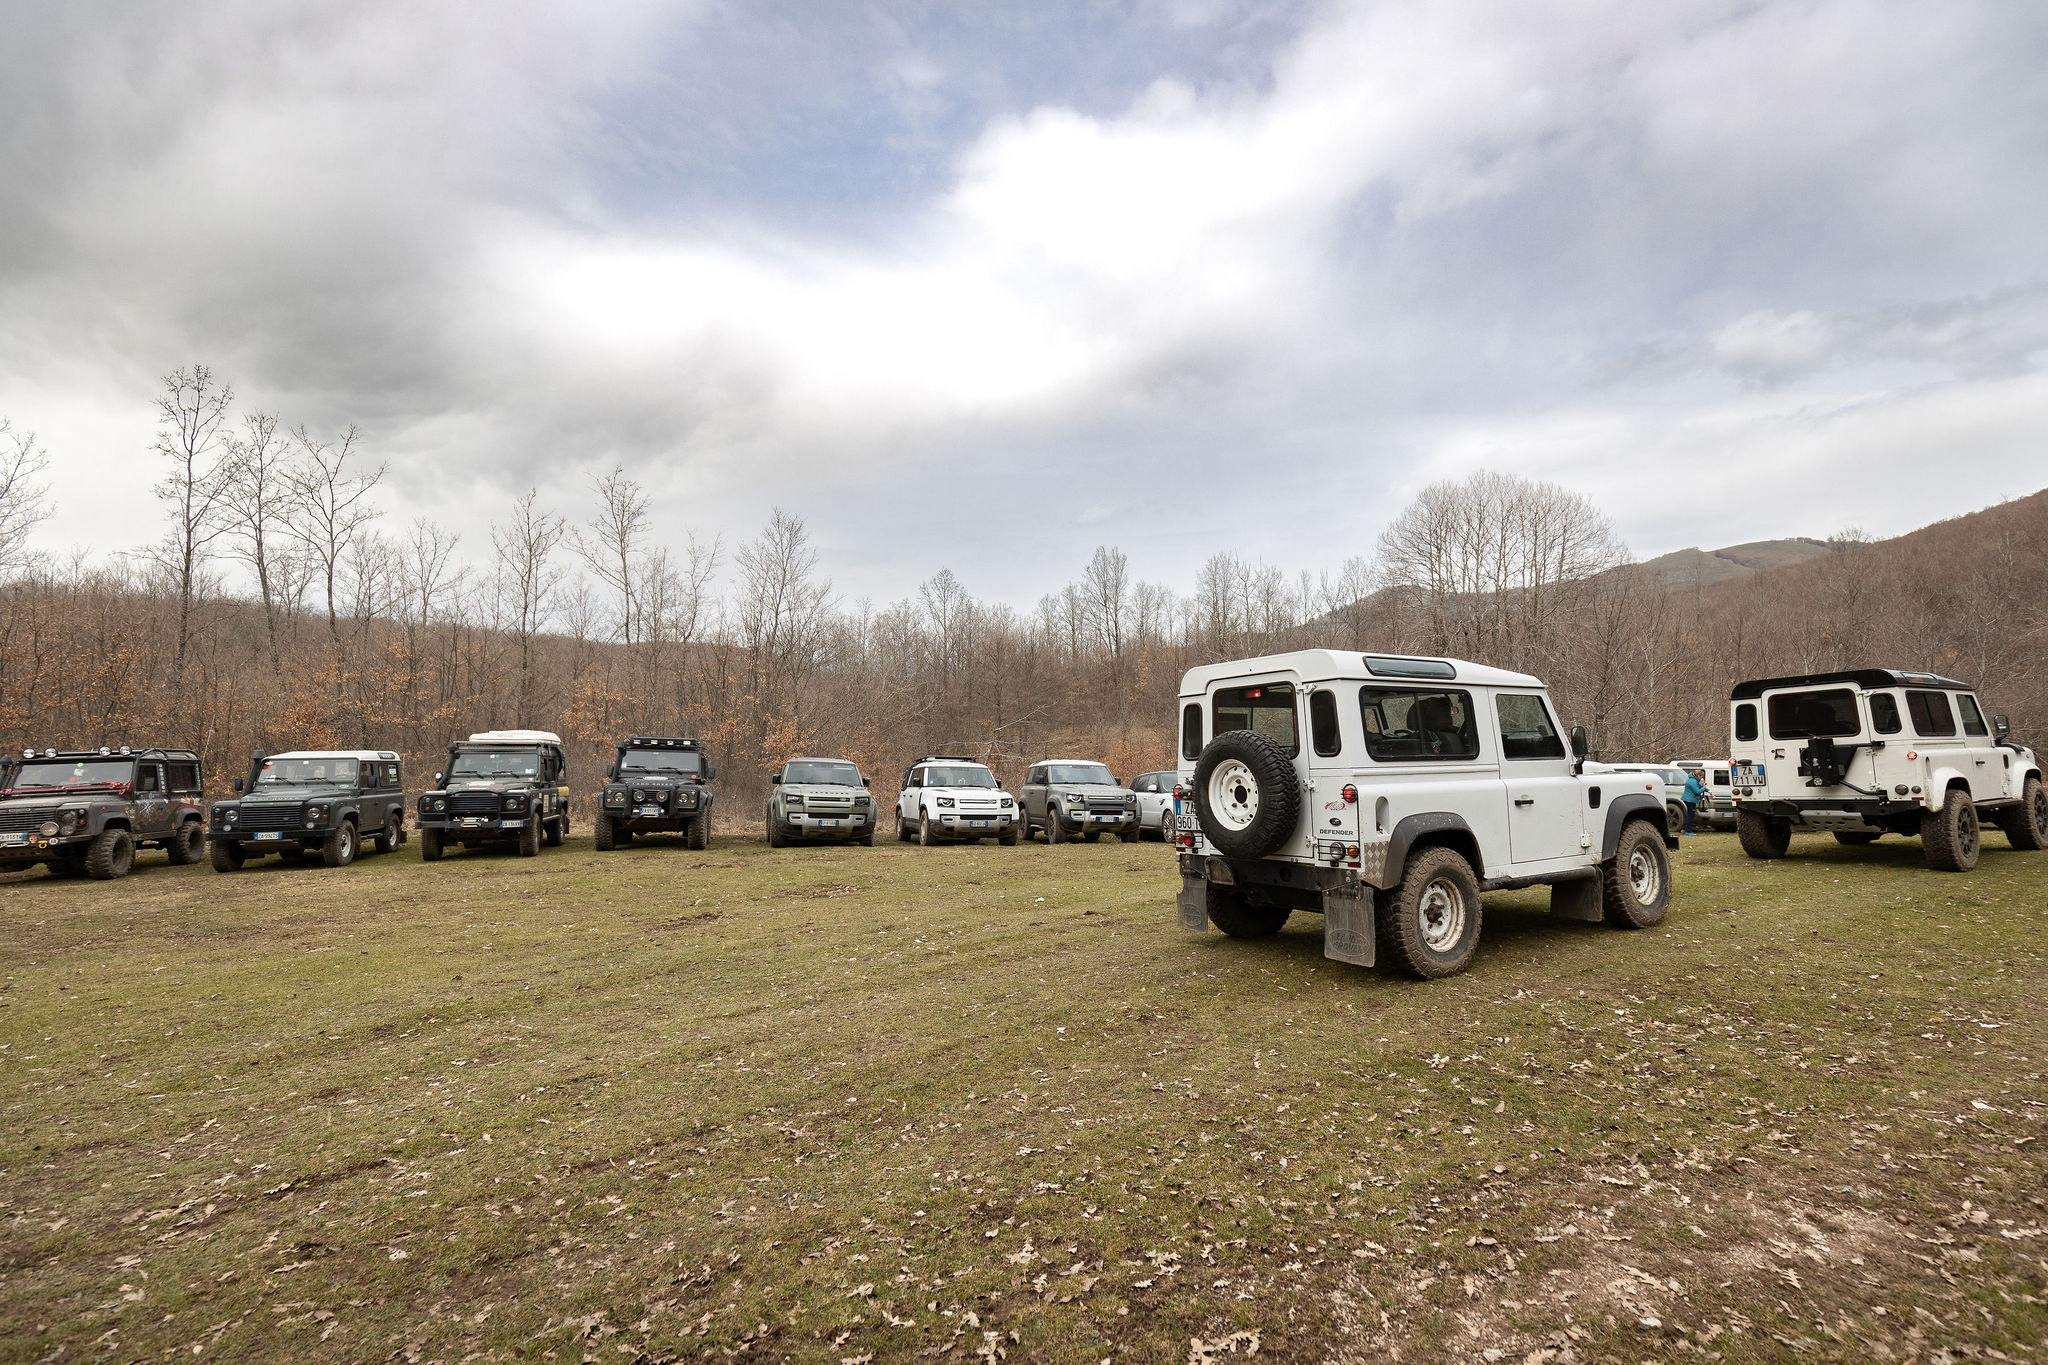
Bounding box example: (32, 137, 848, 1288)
(0, 851, 190, 891)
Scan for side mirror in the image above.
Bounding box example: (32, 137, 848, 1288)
(232, 778, 244, 793)
(704, 766, 716, 780)
(862, 777, 871, 787)
(1994, 715, 2011, 739)
(1570, 726, 1589, 760)
(770, 773, 781, 785)
(433, 771, 444, 785)
(606, 764, 617, 780)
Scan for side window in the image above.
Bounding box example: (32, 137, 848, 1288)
(1906, 690, 1957, 738)
(137, 765, 162, 793)
(1733, 703, 1758, 743)
(385, 763, 402, 787)
(1180, 703, 1202, 760)
(1027, 767, 1043, 785)
(360, 762, 376, 788)
(1496, 693, 1566, 760)
(1359, 688, 1480, 761)
(1869, 694, 1902, 735)
(167, 762, 201, 793)
(1714, 770, 1730, 787)
(1309, 689, 1341, 758)
(1957, 694, 1990, 737)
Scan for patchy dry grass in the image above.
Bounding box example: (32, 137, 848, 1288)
(2, 829, 2043, 1364)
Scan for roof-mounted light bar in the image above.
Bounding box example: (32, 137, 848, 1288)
(627, 736, 700, 749)
(1363, 655, 1457, 680)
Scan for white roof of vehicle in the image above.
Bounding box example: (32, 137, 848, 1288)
(264, 750, 400, 763)
(466, 730, 563, 745)
(1033, 757, 1116, 766)
(1180, 649, 1543, 694)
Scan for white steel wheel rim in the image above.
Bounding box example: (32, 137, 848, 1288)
(340, 825, 354, 856)
(1208, 760, 1260, 832)
(1417, 876, 1467, 952)
(1628, 845, 1660, 904)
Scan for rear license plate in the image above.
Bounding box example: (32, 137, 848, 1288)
(1176, 812, 1200, 832)
(253, 832, 284, 842)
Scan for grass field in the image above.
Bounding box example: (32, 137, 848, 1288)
(2, 827, 2044, 1364)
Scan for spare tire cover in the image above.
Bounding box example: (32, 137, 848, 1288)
(1192, 729, 1302, 859)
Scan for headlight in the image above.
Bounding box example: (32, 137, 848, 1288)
(505, 794, 527, 811)
(429, 796, 447, 812)
(1000, 796, 1014, 807)
(936, 796, 955, 808)
(1124, 793, 1136, 805)
(60, 810, 82, 834)
(786, 796, 806, 810)
(632, 788, 647, 803)
(605, 789, 627, 806)
(222, 810, 238, 828)
(304, 806, 326, 827)
(40, 820, 59, 837)
(654, 789, 668, 803)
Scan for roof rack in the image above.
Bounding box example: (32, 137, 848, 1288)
(625, 736, 702, 750)
(17, 746, 199, 762)
(1729, 669, 1970, 700)
(913, 754, 985, 765)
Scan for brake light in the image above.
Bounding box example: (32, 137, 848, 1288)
(1341, 784, 1357, 804)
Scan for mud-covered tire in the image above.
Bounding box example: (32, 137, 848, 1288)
(322, 819, 357, 868)
(1834, 830, 1881, 846)
(1202, 881, 1290, 938)
(1737, 808, 1791, 859)
(518, 817, 541, 858)
(208, 839, 245, 873)
(997, 822, 1019, 846)
(165, 819, 204, 865)
(419, 827, 443, 861)
(1375, 845, 1483, 979)
(687, 815, 709, 851)
(1602, 819, 1671, 928)
(373, 822, 398, 854)
(86, 828, 135, 880)
(1996, 775, 2048, 851)
(859, 827, 876, 847)
(897, 813, 914, 842)
(919, 814, 939, 847)
(1921, 787, 1980, 872)
(1192, 730, 1301, 860)
(593, 814, 616, 851)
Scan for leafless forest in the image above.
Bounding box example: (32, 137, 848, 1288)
(2, 368, 2043, 825)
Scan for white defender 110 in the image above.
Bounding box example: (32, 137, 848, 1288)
(1174, 651, 1678, 979)
(1727, 669, 2047, 871)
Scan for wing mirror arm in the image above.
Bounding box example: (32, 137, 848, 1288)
(1569, 725, 1589, 776)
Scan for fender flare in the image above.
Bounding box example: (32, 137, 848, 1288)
(1379, 812, 1484, 890)
(1600, 792, 1671, 856)
(1925, 766, 1973, 800)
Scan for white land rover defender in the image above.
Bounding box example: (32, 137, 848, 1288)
(1174, 651, 1677, 979)
(895, 755, 1021, 845)
(1727, 669, 2047, 871)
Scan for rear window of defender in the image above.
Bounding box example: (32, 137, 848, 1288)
(1768, 688, 1861, 740)
(1213, 682, 1298, 756)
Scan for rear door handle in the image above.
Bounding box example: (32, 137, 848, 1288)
(1513, 797, 1535, 807)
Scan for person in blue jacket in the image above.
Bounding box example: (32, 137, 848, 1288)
(1681, 769, 1708, 835)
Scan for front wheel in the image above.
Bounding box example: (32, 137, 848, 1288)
(419, 827, 443, 862)
(322, 820, 357, 868)
(1922, 788, 1980, 872)
(897, 812, 914, 842)
(767, 811, 786, 848)
(518, 817, 542, 857)
(998, 822, 1019, 847)
(209, 839, 244, 873)
(166, 820, 204, 865)
(86, 828, 135, 880)
(858, 827, 876, 847)
(1666, 803, 1684, 838)
(1045, 810, 1066, 845)
(1737, 808, 1791, 859)
(919, 814, 939, 847)
(373, 822, 398, 854)
(593, 814, 616, 851)
(1376, 845, 1483, 979)
(544, 816, 565, 847)
(1602, 821, 1670, 928)
(687, 814, 709, 851)
(1996, 774, 2048, 851)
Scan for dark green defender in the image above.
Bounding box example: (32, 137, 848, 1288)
(207, 749, 407, 871)
(0, 746, 207, 879)
(594, 736, 715, 851)
(417, 730, 570, 860)
(767, 757, 878, 847)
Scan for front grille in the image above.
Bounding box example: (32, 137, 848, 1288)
(0, 806, 51, 834)
(954, 797, 1003, 814)
(806, 796, 855, 813)
(1084, 798, 1128, 816)
(450, 793, 504, 816)
(232, 807, 303, 833)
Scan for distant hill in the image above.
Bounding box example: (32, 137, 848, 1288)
(1635, 538, 1831, 589)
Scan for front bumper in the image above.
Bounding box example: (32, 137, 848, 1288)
(782, 809, 873, 833)
(934, 810, 1016, 832)
(0, 831, 92, 860)
(419, 814, 528, 832)
(1051, 807, 1136, 830)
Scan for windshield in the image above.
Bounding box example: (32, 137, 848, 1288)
(784, 760, 859, 786)
(9, 758, 133, 789)
(450, 750, 540, 779)
(1046, 763, 1117, 785)
(256, 757, 356, 786)
(619, 749, 704, 776)
(926, 766, 998, 789)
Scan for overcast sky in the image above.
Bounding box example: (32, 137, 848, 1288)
(4, 0, 2046, 607)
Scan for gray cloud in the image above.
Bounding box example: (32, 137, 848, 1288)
(3, 0, 2046, 603)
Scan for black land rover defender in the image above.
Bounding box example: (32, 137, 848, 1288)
(0, 746, 207, 879)
(417, 730, 570, 860)
(207, 749, 407, 871)
(594, 736, 715, 850)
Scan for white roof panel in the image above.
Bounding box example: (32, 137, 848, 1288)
(1179, 649, 1544, 695)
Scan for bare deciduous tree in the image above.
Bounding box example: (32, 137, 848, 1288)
(220, 411, 296, 674)
(492, 489, 568, 721)
(289, 424, 383, 643)
(0, 417, 54, 574)
(572, 465, 652, 644)
(150, 365, 236, 691)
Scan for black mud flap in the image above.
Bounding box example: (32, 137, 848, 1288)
(1323, 884, 1375, 967)
(1177, 871, 1211, 932)
(1550, 876, 1603, 923)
